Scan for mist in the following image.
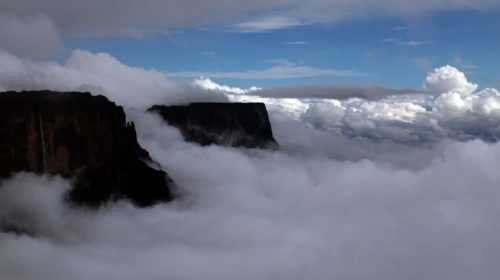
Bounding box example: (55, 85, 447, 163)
(1, 51, 500, 280)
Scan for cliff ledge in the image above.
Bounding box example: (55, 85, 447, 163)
(149, 102, 278, 149)
(0, 91, 173, 207)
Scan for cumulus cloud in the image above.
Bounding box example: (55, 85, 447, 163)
(423, 65, 478, 95)
(223, 65, 500, 143)
(307, 86, 500, 142)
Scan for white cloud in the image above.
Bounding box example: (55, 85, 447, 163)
(284, 41, 308, 45)
(200, 51, 216, 56)
(0, 174, 69, 238)
(423, 65, 478, 95)
(2, 51, 500, 279)
(392, 25, 414, 31)
(308, 67, 499, 142)
(230, 94, 310, 118)
(381, 38, 431, 47)
(403, 41, 430, 46)
(0, 49, 227, 109)
(1, 49, 499, 144)
(219, 65, 500, 143)
(233, 16, 304, 33)
(166, 65, 361, 79)
(266, 59, 297, 67)
(3, 120, 500, 279)
(233, 0, 499, 32)
(0, 0, 495, 44)
(193, 77, 261, 94)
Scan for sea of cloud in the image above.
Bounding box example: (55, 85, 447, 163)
(1, 50, 500, 279)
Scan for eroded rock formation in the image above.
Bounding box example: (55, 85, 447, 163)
(0, 91, 172, 207)
(149, 103, 278, 149)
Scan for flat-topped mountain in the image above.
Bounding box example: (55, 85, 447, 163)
(0, 91, 173, 207)
(149, 103, 279, 149)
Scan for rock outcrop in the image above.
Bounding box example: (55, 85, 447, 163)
(149, 103, 278, 149)
(0, 91, 173, 207)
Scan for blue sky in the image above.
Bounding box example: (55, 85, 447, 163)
(1, 0, 498, 91)
(62, 9, 500, 91)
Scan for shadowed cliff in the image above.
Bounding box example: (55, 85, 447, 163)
(149, 103, 278, 149)
(0, 91, 173, 207)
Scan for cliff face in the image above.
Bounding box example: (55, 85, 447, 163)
(0, 91, 172, 207)
(149, 103, 278, 149)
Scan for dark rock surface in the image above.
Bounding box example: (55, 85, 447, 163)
(149, 103, 279, 149)
(0, 91, 173, 207)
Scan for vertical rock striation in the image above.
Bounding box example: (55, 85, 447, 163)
(0, 91, 173, 207)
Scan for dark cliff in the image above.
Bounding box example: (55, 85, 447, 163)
(149, 103, 278, 149)
(0, 91, 173, 207)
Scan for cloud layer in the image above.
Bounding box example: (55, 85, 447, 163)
(232, 0, 499, 32)
(166, 65, 360, 80)
(1, 0, 498, 54)
(250, 84, 417, 100)
(0, 0, 285, 35)
(1, 51, 500, 279)
(2, 122, 500, 279)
